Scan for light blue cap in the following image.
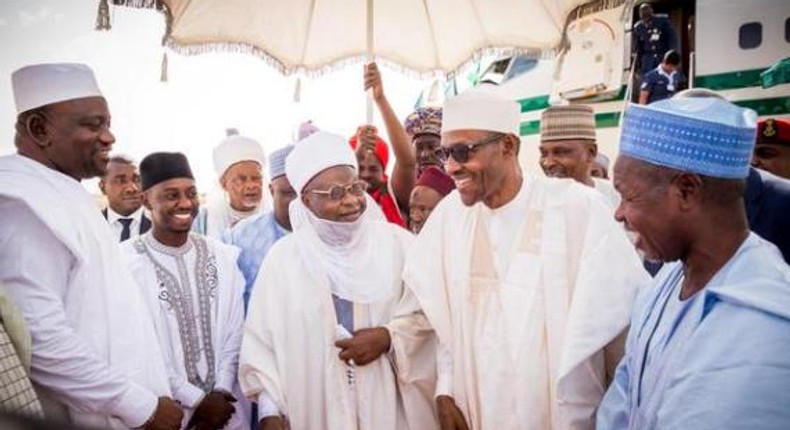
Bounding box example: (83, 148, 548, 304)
(619, 97, 758, 178)
(268, 144, 295, 180)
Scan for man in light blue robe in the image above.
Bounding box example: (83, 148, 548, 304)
(597, 93, 790, 430)
(223, 144, 296, 309)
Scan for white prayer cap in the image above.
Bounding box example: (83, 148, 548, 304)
(212, 135, 266, 178)
(12, 63, 103, 115)
(285, 131, 358, 195)
(442, 90, 521, 136)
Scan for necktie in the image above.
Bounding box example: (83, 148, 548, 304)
(119, 218, 133, 242)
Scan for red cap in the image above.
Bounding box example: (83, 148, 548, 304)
(416, 166, 455, 197)
(349, 126, 389, 169)
(757, 118, 790, 146)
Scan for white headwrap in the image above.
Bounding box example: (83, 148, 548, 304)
(203, 135, 269, 239)
(285, 132, 391, 304)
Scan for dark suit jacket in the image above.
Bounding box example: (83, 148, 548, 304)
(745, 167, 790, 263)
(101, 208, 151, 239)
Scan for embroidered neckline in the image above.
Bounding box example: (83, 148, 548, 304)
(145, 233, 194, 256)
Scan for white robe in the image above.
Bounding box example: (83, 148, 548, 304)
(593, 177, 621, 210)
(239, 221, 438, 430)
(123, 233, 248, 430)
(0, 155, 170, 429)
(403, 177, 649, 430)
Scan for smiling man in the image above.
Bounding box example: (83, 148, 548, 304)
(0, 63, 181, 429)
(539, 105, 620, 208)
(239, 132, 437, 430)
(123, 152, 249, 430)
(403, 91, 647, 430)
(99, 154, 151, 242)
(597, 95, 790, 430)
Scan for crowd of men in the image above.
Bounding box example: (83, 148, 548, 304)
(0, 59, 789, 430)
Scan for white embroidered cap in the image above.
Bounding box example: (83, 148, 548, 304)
(12, 63, 103, 114)
(442, 90, 521, 136)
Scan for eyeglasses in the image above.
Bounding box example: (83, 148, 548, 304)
(307, 180, 368, 201)
(435, 133, 504, 164)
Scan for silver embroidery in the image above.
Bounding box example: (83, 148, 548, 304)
(134, 234, 217, 392)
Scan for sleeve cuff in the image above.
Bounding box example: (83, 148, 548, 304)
(110, 382, 159, 428)
(173, 382, 206, 409)
(257, 393, 279, 419)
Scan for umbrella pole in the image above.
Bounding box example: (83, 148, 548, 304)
(365, 0, 374, 124)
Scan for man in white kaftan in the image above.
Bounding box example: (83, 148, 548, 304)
(402, 91, 648, 430)
(239, 132, 438, 430)
(0, 63, 181, 429)
(123, 152, 248, 430)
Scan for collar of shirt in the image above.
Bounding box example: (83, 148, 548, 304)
(107, 206, 144, 225)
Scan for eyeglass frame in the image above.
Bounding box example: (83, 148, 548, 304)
(306, 180, 369, 201)
(435, 133, 506, 164)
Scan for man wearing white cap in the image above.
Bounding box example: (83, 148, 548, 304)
(0, 63, 182, 429)
(223, 143, 297, 310)
(238, 132, 438, 430)
(194, 135, 267, 239)
(402, 91, 648, 430)
(597, 97, 790, 429)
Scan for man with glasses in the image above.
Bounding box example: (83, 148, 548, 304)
(99, 154, 151, 242)
(239, 132, 438, 430)
(402, 91, 647, 430)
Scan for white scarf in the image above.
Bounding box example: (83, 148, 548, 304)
(288, 196, 391, 304)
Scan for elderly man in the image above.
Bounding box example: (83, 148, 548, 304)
(224, 144, 297, 309)
(239, 132, 437, 430)
(539, 105, 620, 208)
(99, 154, 151, 242)
(408, 166, 455, 234)
(752, 118, 790, 179)
(597, 97, 790, 429)
(403, 91, 647, 430)
(0, 63, 181, 429)
(195, 135, 267, 238)
(123, 152, 247, 430)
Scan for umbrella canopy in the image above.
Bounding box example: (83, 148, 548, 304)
(110, 0, 593, 77)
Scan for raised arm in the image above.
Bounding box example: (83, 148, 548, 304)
(365, 62, 416, 209)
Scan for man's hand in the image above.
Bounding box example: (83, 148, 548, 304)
(143, 397, 184, 430)
(260, 416, 286, 430)
(436, 395, 470, 430)
(188, 390, 236, 430)
(334, 327, 391, 366)
(364, 62, 385, 102)
(355, 125, 379, 157)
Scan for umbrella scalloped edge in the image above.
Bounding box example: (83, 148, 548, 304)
(163, 38, 556, 80)
(112, 0, 557, 80)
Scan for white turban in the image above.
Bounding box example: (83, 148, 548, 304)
(442, 90, 521, 136)
(212, 135, 266, 178)
(12, 63, 103, 114)
(285, 131, 358, 195)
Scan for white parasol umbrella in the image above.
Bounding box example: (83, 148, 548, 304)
(104, 0, 596, 77)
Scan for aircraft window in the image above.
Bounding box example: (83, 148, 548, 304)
(785, 18, 789, 43)
(738, 22, 762, 49)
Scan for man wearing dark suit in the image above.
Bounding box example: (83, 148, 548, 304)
(745, 167, 790, 263)
(99, 155, 150, 241)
